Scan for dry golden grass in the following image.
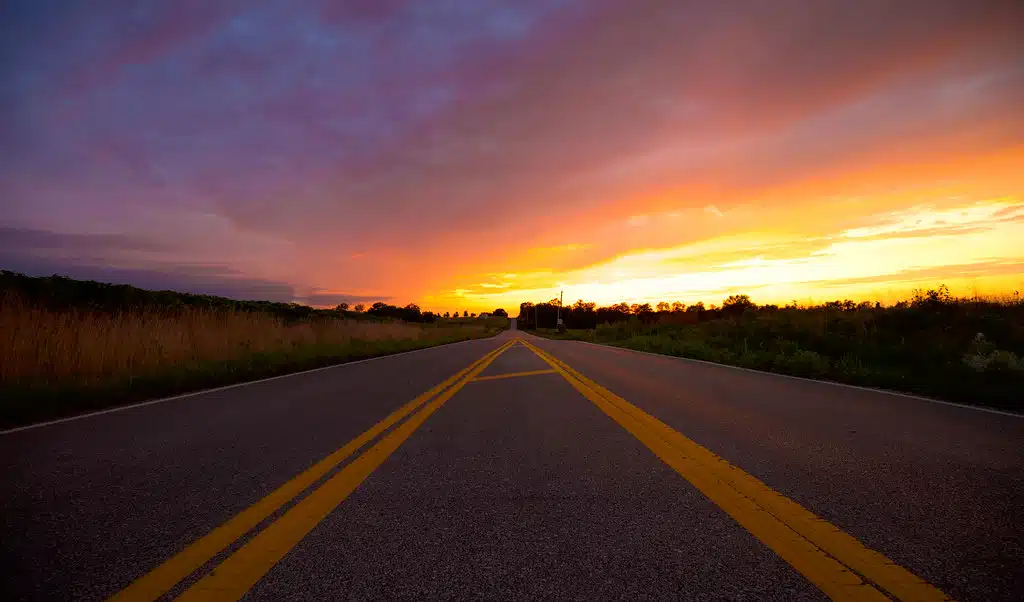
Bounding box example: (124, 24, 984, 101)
(0, 294, 485, 388)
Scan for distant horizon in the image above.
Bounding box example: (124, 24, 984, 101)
(5, 269, 1019, 316)
(3, 1, 1022, 313)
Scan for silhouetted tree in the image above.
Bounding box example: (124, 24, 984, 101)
(911, 284, 953, 308)
(573, 300, 596, 312)
(671, 301, 685, 313)
(493, 308, 508, 317)
(354, 304, 365, 312)
(463, 310, 469, 317)
(363, 302, 431, 322)
(722, 294, 756, 316)
(335, 302, 349, 311)
(632, 303, 655, 323)
(631, 303, 653, 315)
(656, 302, 670, 312)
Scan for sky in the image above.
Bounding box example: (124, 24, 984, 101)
(2, 0, 1022, 313)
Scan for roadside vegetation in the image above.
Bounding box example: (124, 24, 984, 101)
(520, 287, 1024, 411)
(0, 271, 507, 428)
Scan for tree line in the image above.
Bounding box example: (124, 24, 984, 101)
(516, 287, 1011, 330)
(518, 294, 767, 329)
(340, 302, 508, 323)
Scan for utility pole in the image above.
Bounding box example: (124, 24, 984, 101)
(556, 290, 563, 329)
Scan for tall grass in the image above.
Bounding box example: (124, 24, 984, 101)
(0, 293, 503, 427)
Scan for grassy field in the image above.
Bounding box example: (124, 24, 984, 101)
(527, 292, 1024, 412)
(1, 292, 506, 429)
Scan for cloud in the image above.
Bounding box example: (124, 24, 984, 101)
(60, 1, 240, 94)
(0, 226, 299, 302)
(314, 0, 407, 24)
(1, 257, 299, 302)
(836, 225, 993, 242)
(0, 227, 171, 253)
(840, 201, 1024, 240)
(527, 243, 592, 254)
(804, 260, 1024, 288)
(992, 204, 1024, 221)
(296, 291, 390, 306)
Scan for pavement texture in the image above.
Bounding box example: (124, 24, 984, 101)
(2, 322, 1021, 601)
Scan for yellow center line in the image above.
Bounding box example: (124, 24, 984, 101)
(520, 339, 950, 602)
(109, 339, 515, 602)
(172, 340, 513, 601)
(471, 368, 556, 382)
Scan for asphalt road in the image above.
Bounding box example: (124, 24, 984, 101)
(2, 320, 1022, 601)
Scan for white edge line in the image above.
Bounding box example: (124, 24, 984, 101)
(531, 336, 1022, 419)
(1, 335, 505, 436)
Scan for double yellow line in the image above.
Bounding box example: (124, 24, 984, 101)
(114, 336, 951, 601)
(520, 339, 950, 602)
(111, 339, 516, 602)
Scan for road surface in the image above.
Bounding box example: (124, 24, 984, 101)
(2, 320, 1022, 601)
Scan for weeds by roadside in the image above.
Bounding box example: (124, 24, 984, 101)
(528, 288, 1024, 411)
(0, 293, 505, 428)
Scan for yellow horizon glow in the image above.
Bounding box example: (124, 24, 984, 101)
(420, 196, 1024, 314)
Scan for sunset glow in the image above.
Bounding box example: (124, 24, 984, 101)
(427, 194, 1024, 312)
(2, 1, 1022, 312)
